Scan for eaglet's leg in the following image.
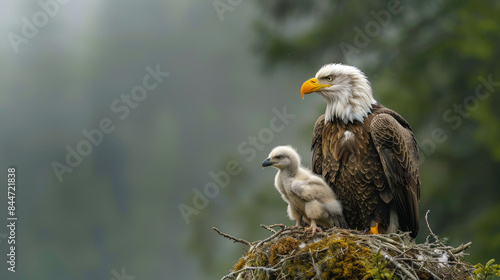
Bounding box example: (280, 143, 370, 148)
(304, 201, 325, 234)
(306, 219, 323, 234)
(287, 204, 303, 229)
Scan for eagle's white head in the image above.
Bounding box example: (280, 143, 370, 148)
(300, 63, 377, 124)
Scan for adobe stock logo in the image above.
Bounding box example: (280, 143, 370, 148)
(179, 106, 296, 224)
(212, 0, 244, 22)
(51, 64, 169, 183)
(7, 0, 72, 54)
(418, 74, 500, 164)
(339, 0, 405, 62)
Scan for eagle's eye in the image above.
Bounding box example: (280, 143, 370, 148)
(326, 75, 335, 82)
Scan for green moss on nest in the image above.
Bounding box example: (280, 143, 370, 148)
(234, 254, 248, 271)
(286, 235, 376, 279)
(268, 237, 301, 266)
(231, 232, 393, 279)
(219, 225, 476, 280)
(246, 251, 269, 268)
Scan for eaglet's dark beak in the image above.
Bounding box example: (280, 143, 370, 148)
(261, 158, 274, 167)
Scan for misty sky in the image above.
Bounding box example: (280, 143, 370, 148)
(0, 1, 329, 279)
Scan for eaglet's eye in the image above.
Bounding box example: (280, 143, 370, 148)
(275, 155, 283, 159)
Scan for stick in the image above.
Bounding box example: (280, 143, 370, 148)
(420, 266, 442, 280)
(389, 258, 419, 280)
(450, 242, 472, 254)
(221, 266, 279, 280)
(212, 227, 251, 247)
(249, 227, 287, 253)
(260, 224, 276, 233)
(425, 210, 440, 243)
(267, 224, 287, 230)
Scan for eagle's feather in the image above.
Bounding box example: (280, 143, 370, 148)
(311, 104, 420, 237)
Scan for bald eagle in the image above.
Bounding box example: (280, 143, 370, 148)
(300, 63, 420, 238)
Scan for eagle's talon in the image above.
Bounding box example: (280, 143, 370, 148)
(365, 223, 379, 235)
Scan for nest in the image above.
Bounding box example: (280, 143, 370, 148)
(214, 212, 474, 280)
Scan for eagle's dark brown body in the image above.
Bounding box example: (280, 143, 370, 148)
(311, 103, 420, 237)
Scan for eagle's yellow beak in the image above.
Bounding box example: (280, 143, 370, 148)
(300, 78, 330, 99)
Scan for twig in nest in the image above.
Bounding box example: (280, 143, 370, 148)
(249, 227, 287, 253)
(394, 258, 464, 265)
(212, 227, 251, 247)
(372, 234, 405, 247)
(450, 242, 472, 254)
(267, 224, 287, 230)
(385, 254, 419, 280)
(425, 210, 440, 243)
(260, 224, 276, 233)
(221, 266, 279, 280)
(420, 266, 442, 280)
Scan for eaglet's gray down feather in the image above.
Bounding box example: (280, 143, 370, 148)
(262, 145, 347, 233)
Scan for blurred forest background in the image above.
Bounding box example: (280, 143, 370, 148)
(0, 0, 499, 279)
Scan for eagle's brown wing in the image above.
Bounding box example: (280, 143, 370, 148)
(311, 114, 325, 175)
(370, 112, 421, 238)
(311, 114, 342, 183)
(311, 114, 349, 229)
